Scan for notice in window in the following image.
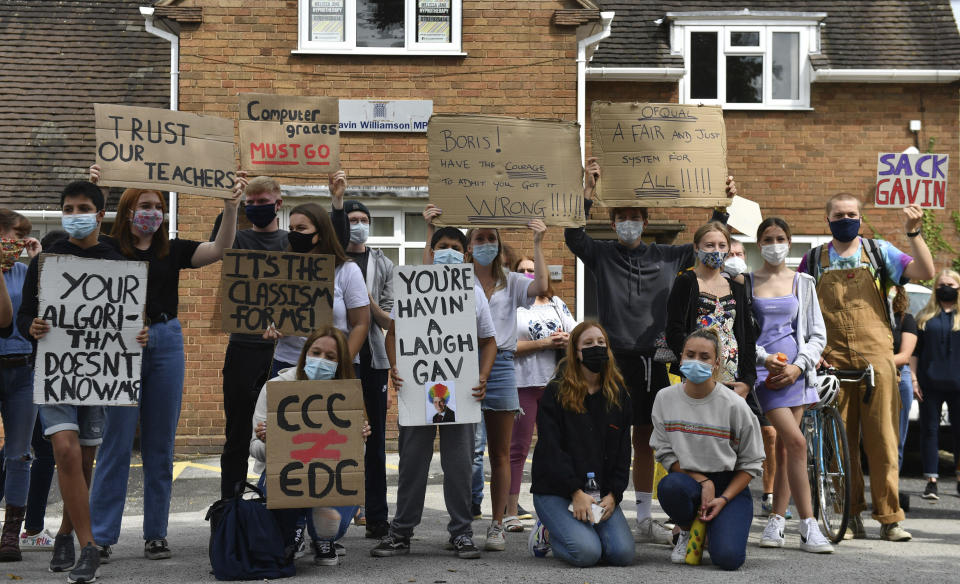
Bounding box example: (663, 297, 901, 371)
(238, 93, 340, 174)
(427, 115, 585, 227)
(590, 102, 729, 208)
(875, 152, 948, 209)
(417, 0, 451, 43)
(311, 0, 345, 42)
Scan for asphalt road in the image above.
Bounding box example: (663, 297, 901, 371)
(8, 454, 960, 583)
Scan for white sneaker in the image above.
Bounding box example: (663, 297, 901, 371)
(19, 529, 55, 551)
(636, 516, 674, 545)
(800, 518, 834, 553)
(671, 530, 690, 564)
(760, 514, 785, 548)
(484, 522, 505, 551)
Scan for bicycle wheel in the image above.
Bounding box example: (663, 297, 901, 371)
(816, 406, 851, 543)
(802, 412, 820, 519)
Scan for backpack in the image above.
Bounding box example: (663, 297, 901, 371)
(803, 238, 896, 330)
(205, 482, 296, 581)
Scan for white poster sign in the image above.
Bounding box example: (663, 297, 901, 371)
(338, 100, 433, 132)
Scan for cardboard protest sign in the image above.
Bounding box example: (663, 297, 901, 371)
(34, 255, 147, 406)
(591, 102, 729, 208)
(875, 152, 948, 209)
(265, 379, 365, 509)
(393, 264, 481, 426)
(94, 104, 237, 198)
(427, 115, 585, 227)
(239, 93, 340, 173)
(220, 250, 334, 335)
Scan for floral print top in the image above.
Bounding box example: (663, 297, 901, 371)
(696, 292, 739, 383)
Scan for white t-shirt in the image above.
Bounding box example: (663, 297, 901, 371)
(515, 296, 577, 388)
(274, 261, 370, 364)
(484, 271, 534, 350)
(390, 282, 496, 340)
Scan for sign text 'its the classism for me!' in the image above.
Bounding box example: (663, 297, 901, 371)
(875, 152, 949, 209)
(427, 115, 585, 227)
(239, 93, 340, 174)
(393, 264, 480, 426)
(34, 255, 147, 406)
(591, 102, 729, 208)
(94, 104, 237, 198)
(265, 379, 365, 509)
(220, 250, 334, 335)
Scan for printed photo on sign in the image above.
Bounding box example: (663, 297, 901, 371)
(425, 381, 457, 424)
(875, 152, 948, 209)
(34, 255, 147, 406)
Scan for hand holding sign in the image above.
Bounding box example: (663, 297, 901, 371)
(875, 152, 948, 209)
(902, 205, 924, 233)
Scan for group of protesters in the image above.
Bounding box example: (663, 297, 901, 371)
(0, 149, 954, 583)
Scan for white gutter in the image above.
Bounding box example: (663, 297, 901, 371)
(812, 68, 960, 83)
(140, 5, 181, 239)
(586, 66, 685, 81)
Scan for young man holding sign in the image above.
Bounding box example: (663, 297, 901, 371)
(16, 181, 148, 584)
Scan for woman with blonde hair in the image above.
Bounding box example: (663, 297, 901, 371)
(910, 268, 960, 500)
(528, 321, 634, 567)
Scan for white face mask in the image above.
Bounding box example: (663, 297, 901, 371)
(760, 242, 790, 265)
(723, 256, 748, 277)
(615, 220, 643, 244)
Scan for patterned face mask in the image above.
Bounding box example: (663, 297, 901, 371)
(1, 239, 26, 273)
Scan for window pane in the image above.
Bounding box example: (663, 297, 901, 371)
(372, 214, 394, 237)
(356, 0, 405, 48)
(310, 0, 345, 42)
(404, 212, 427, 242)
(772, 32, 799, 100)
(380, 246, 400, 264)
(730, 31, 760, 47)
(690, 32, 718, 99)
(417, 0, 451, 43)
(726, 55, 763, 103)
(402, 246, 426, 265)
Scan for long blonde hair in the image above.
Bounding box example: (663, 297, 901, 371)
(465, 227, 506, 292)
(555, 322, 624, 414)
(916, 269, 960, 332)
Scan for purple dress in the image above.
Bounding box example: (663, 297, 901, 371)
(753, 280, 817, 412)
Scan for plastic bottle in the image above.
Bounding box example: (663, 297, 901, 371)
(584, 472, 601, 503)
(684, 516, 707, 565)
(764, 352, 788, 388)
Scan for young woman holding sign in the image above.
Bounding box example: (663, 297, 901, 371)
(86, 165, 246, 562)
(421, 204, 549, 551)
(250, 325, 370, 568)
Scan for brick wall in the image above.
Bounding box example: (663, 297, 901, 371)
(172, 0, 584, 454)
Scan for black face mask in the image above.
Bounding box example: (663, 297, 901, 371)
(936, 285, 959, 303)
(244, 203, 278, 228)
(287, 231, 316, 253)
(580, 345, 609, 374)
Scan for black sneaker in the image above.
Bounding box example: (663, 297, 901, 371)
(334, 542, 346, 557)
(516, 505, 533, 520)
(365, 520, 389, 540)
(50, 534, 75, 573)
(97, 545, 111, 565)
(67, 543, 100, 584)
(922, 481, 939, 500)
(312, 540, 338, 566)
(450, 534, 480, 559)
(370, 533, 410, 557)
(471, 503, 482, 520)
(144, 538, 171, 560)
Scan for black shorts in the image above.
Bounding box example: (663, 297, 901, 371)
(612, 351, 671, 426)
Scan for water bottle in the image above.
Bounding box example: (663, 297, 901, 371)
(584, 472, 601, 503)
(685, 516, 707, 565)
(764, 352, 788, 388)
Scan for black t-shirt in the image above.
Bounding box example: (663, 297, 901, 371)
(347, 249, 370, 281)
(893, 312, 918, 354)
(103, 237, 201, 320)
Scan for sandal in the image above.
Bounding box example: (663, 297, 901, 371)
(503, 516, 524, 533)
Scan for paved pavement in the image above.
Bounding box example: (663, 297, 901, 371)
(8, 453, 960, 583)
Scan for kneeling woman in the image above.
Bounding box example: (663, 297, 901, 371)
(250, 326, 369, 567)
(651, 329, 764, 571)
(529, 322, 634, 568)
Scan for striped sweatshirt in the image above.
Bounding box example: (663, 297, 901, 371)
(650, 382, 765, 477)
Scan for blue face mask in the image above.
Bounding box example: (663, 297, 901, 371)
(679, 359, 714, 384)
(61, 213, 99, 239)
(303, 356, 338, 380)
(349, 222, 369, 245)
(615, 220, 644, 244)
(829, 218, 860, 243)
(696, 249, 727, 270)
(433, 248, 464, 265)
(471, 243, 499, 266)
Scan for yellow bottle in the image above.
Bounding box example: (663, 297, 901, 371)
(684, 517, 707, 565)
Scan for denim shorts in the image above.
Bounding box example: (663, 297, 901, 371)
(39, 404, 106, 446)
(482, 350, 520, 412)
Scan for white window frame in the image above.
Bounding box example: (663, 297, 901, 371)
(733, 234, 833, 270)
(295, 0, 464, 56)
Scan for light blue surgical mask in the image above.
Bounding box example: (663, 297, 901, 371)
(61, 213, 99, 239)
(696, 249, 727, 270)
(615, 220, 644, 244)
(349, 222, 369, 245)
(432, 248, 464, 265)
(679, 359, 714, 384)
(471, 243, 499, 266)
(303, 356, 338, 380)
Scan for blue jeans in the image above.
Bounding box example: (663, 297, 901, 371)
(532, 494, 635, 568)
(482, 350, 519, 411)
(919, 386, 960, 479)
(90, 319, 185, 544)
(256, 473, 355, 543)
(471, 420, 487, 506)
(657, 472, 752, 571)
(0, 364, 38, 506)
(898, 365, 913, 469)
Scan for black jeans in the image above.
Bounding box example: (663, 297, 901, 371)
(220, 343, 274, 498)
(356, 360, 389, 524)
